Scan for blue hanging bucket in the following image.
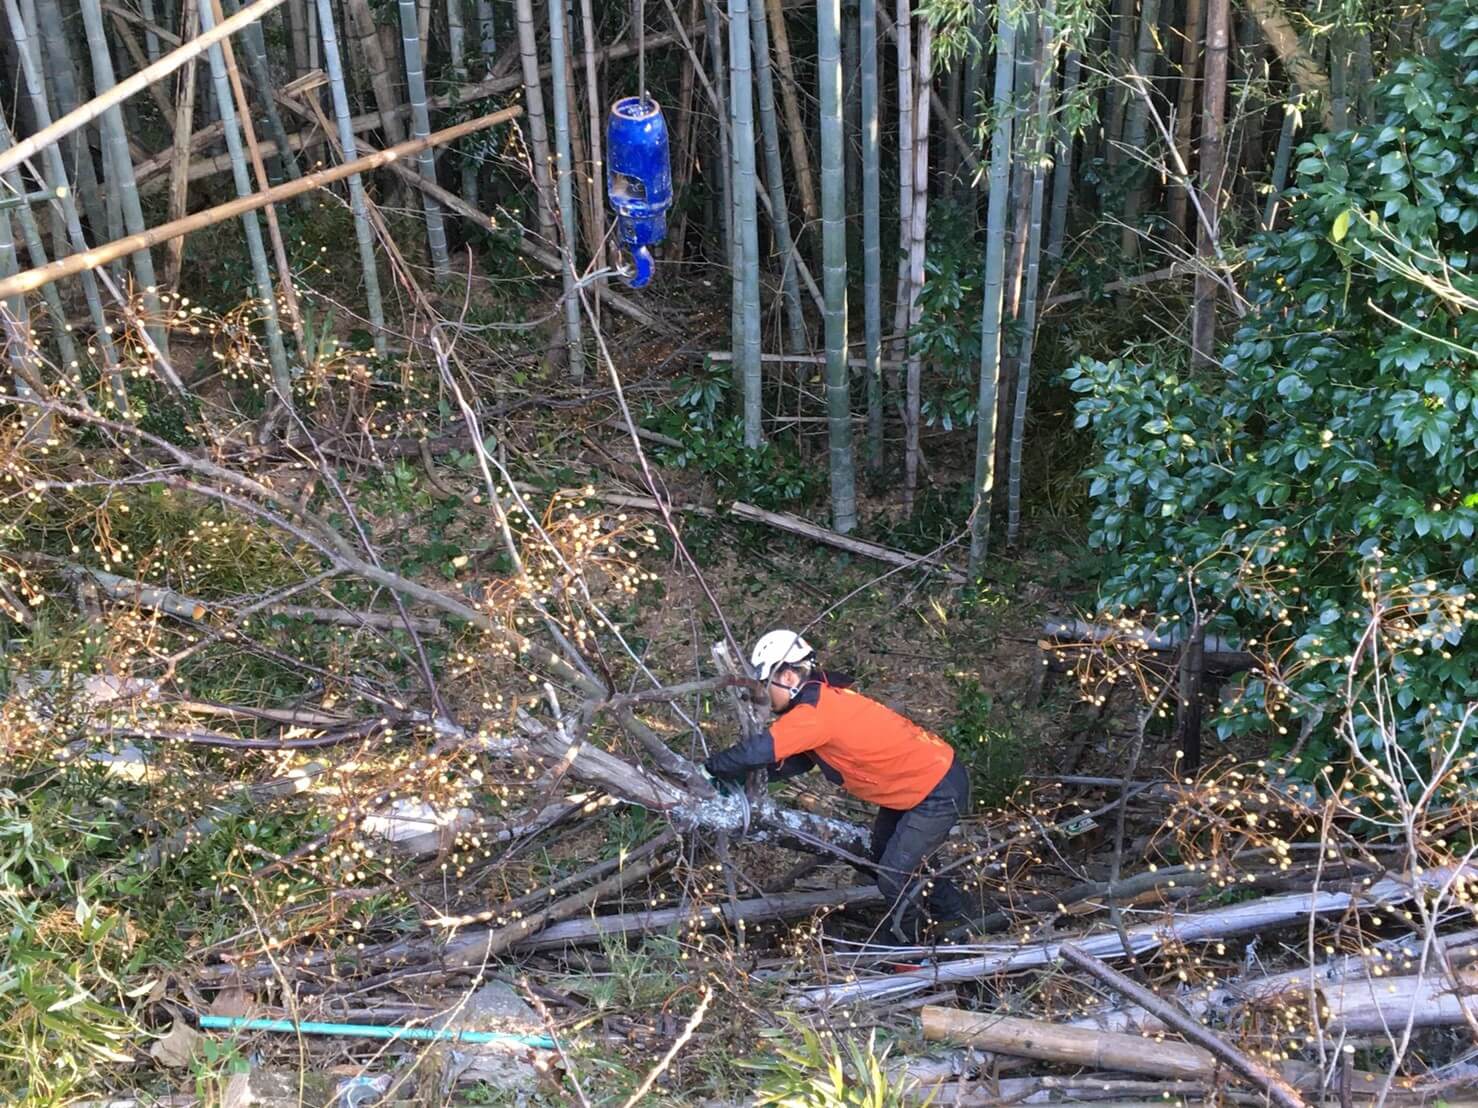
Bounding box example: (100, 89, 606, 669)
(606, 96, 672, 289)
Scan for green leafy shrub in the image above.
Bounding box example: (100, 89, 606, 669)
(1065, 0, 1478, 770)
(648, 360, 823, 511)
(743, 1013, 918, 1107)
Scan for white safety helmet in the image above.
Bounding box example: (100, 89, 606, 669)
(750, 629, 815, 683)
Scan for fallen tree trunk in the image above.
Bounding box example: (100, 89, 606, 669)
(797, 864, 1478, 1007)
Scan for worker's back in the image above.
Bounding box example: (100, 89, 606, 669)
(771, 677, 954, 809)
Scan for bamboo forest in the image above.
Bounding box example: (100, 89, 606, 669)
(4, 0, 1478, 1099)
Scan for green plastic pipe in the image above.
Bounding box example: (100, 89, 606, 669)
(197, 1014, 556, 1049)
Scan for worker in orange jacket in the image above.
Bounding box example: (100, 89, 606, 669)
(704, 630, 972, 940)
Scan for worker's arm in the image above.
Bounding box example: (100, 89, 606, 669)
(705, 704, 827, 781)
(704, 730, 789, 780)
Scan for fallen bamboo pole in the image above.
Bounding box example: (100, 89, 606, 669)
(1058, 945, 1306, 1108)
(498, 886, 883, 952)
(921, 1006, 1374, 1098)
(0, 107, 522, 300)
(564, 489, 966, 583)
(0, 0, 293, 177)
(799, 863, 1478, 1007)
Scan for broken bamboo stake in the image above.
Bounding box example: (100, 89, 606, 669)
(0, 106, 523, 300)
(1058, 944, 1306, 1108)
(0, 0, 294, 177)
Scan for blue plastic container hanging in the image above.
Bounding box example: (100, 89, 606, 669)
(606, 96, 672, 289)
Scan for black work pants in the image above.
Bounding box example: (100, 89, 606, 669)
(870, 758, 970, 935)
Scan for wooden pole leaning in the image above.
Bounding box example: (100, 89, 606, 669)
(0, 0, 295, 178)
(0, 107, 523, 301)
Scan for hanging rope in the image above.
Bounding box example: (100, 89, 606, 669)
(637, 0, 647, 108)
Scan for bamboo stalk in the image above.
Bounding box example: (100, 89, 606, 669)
(577, 0, 606, 273)
(78, 0, 165, 349)
(546, 0, 584, 370)
(0, 0, 295, 178)
(901, 23, 931, 516)
(1118, 0, 1163, 258)
(0, 119, 78, 371)
(1167, 0, 1203, 236)
(706, 0, 732, 259)
(0, 106, 522, 299)
(1260, 107, 1297, 231)
(514, 0, 558, 240)
(890, 0, 912, 385)
(819, 0, 856, 533)
(108, 9, 179, 127)
(398, 0, 452, 279)
(748, 0, 805, 353)
(194, 0, 293, 405)
(1046, 47, 1080, 264)
(164, 0, 200, 289)
(729, 0, 762, 444)
(207, 0, 306, 348)
(225, 0, 306, 187)
(1006, 8, 1056, 547)
(764, 0, 817, 224)
(1191, 0, 1229, 366)
(476, 0, 496, 69)
(4, 0, 125, 403)
(314, 0, 388, 355)
(344, 0, 408, 147)
(968, 0, 1019, 573)
(859, 0, 881, 469)
(28, 0, 110, 248)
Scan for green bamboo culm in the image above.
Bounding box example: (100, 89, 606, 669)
(1261, 107, 1298, 231)
(546, 0, 585, 375)
(4, 0, 126, 408)
(476, 0, 496, 69)
(397, 0, 452, 279)
(513, 0, 556, 240)
(195, 0, 294, 407)
(705, 0, 734, 262)
(1118, 0, 1162, 257)
(314, 0, 387, 355)
(968, 0, 1019, 574)
(76, 0, 165, 353)
(859, 0, 882, 470)
(728, 0, 763, 445)
(224, 0, 305, 189)
(818, 0, 857, 532)
(0, 117, 78, 373)
(747, 0, 806, 355)
(24, 0, 110, 260)
(1007, 1, 1057, 547)
(1046, 45, 1080, 263)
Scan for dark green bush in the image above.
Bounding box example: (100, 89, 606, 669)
(1065, 1, 1478, 771)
